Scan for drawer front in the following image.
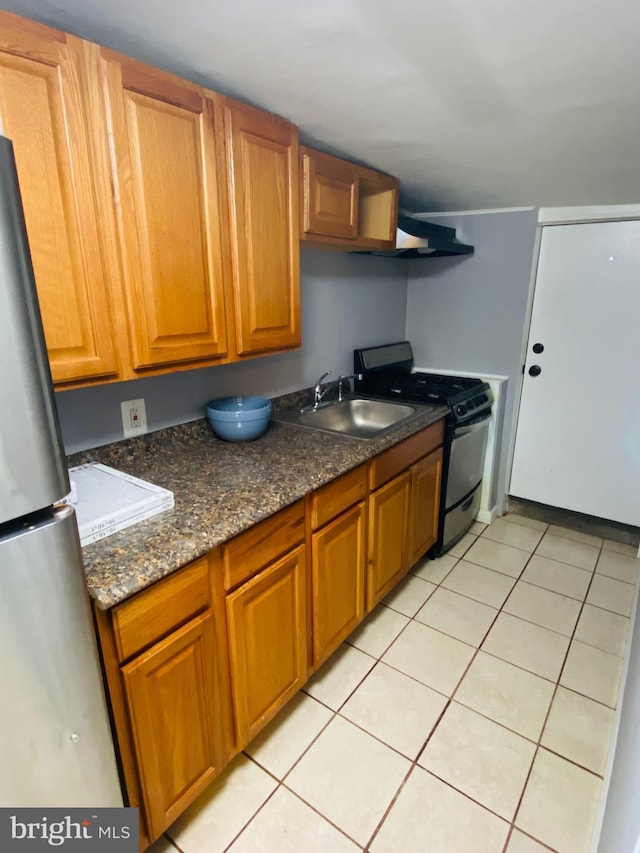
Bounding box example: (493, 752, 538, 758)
(223, 500, 305, 590)
(112, 555, 211, 662)
(369, 419, 445, 490)
(310, 464, 368, 530)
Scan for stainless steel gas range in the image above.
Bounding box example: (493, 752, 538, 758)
(354, 341, 493, 556)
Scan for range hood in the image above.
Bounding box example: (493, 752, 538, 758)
(359, 211, 474, 258)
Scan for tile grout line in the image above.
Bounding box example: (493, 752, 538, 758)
(407, 531, 619, 850)
(234, 713, 367, 851)
(220, 778, 282, 853)
(408, 533, 628, 850)
(279, 541, 494, 852)
(414, 525, 636, 848)
(508, 538, 612, 849)
(362, 537, 530, 851)
(173, 518, 636, 853)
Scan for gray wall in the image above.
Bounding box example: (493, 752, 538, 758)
(56, 249, 408, 453)
(405, 209, 538, 509)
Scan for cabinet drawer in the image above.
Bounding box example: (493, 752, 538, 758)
(112, 555, 211, 663)
(223, 500, 305, 590)
(369, 420, 445, 490)
(310, 464, 368, 530)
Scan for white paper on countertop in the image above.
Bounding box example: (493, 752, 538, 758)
(66, 463, 174, 546)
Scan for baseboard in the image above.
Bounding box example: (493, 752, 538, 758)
(476, 506, 499, 525)
(507, 496, 640, 547)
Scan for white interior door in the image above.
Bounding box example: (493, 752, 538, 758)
(510, 220, 640, 526)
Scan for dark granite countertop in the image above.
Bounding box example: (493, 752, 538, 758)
(70, 392, 448, 610)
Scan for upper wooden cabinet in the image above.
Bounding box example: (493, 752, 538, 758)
(301, 146, 399, 250)
(0, 11, 301, 388)
(87, 47, 230, 373)
(224, 99, 301, 356)
(0, 14, 119, 385)
(302, 149, 359, 240)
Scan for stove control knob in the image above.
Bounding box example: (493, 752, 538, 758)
(455, 404, 467, 417)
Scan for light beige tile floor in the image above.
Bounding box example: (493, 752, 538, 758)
(154, 512, 639, 853)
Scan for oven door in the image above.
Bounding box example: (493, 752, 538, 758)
(445, 413, 491, 509)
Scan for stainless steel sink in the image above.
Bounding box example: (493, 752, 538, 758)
(273, 396, 421, 439)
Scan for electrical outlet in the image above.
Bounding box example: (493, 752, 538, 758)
(121, 398, 148, 438)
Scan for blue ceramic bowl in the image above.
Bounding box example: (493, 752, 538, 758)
(205, 396, 271, 441)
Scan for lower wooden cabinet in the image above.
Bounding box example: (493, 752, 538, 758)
(311, 501, 366, 666)
(409, 447, 444, 566)
(93, 551, 232, 847)
(94, 420, 446, 849)
(226, 545, 307, 744)
(367, 470, 412, 609)
(122, 611, 225, 839)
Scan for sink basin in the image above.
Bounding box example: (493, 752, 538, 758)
(273, 396, 421, 439)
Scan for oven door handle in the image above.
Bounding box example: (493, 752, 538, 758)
(460, 494, 475, 512)
(452, 411, 492, 437)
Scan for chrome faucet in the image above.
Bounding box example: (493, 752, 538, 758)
(337, 373, 363, 401)
(311, 370, 363, 408)
(313, 371, 332, 407)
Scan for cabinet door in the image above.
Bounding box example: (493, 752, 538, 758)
(226, 546, 307, 745)
(95, 49, 229, 371)
(0, 14, 118, 385)
(122, 611, 224, 840)
(312, 502, 366, 666)
(367, 471, 411, 610)
(224, 99, 300, 356)
(301, 147, 359, 239)
(409, 448, 443, 567)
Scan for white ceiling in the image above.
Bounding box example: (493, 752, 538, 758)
(6, 0, 640, 212)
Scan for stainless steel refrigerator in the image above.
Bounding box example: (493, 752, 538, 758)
(0, 135, 123, 807)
